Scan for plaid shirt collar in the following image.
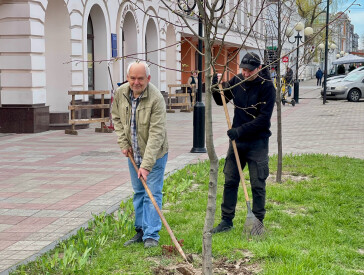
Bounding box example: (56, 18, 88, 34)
(129, 89, 144, 165)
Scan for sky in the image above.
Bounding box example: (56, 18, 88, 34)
(342, 0, 364, 49)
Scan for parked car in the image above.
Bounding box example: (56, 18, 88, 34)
(321, 71, 364, 102)
(324, 66, 364, 86)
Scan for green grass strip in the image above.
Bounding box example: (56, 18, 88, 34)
(11, 154, 364, 275)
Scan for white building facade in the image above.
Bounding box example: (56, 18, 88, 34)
(264, 0, 310, 79)
(0, 0, 265, 133)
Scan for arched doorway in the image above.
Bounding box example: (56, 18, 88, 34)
(122, 12, 138, 81)
(44, 0, 72, 116)
(88, 5, 108, 91)
(145, 19, 159, 85)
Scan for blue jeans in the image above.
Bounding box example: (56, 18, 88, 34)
(128, 153, 168, 241)
(287, 85, 292, 96)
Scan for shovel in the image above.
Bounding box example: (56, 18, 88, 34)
(218, 84, 264, 236)
(127, 152, 188, 261)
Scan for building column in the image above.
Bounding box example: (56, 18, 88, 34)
(0, 1, 49, 133)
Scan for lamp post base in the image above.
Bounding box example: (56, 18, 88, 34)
(190, 101, 206, 153)
(294, 80, 300, 103)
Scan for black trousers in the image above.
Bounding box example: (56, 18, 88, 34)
(187, 89, 193, 106)
(221, 138, 269, 222)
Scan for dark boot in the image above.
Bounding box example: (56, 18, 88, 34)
(124, 230, 143, 246)
(211, 220, 233, 234)
(144, 238, 159, 248)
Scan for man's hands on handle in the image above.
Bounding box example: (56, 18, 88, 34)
(138, 168, 150, 181)
(227, 128, 240, 140)
(122, 148, 133, 157)
(214, 74, 241, 141)
(123, 148, 150, 180)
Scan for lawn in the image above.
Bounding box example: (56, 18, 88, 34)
(11, 154, 364, 274)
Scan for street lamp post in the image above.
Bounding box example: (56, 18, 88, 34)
(177, 0, 206, 153)
(286, 22, 313, 104)
(177, 0, 225, 153)
(318, 42, 336, 104)
(322, 0, 330, 104)
(191, 14, 207, 153)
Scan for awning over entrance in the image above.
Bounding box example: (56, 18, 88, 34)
(332, 54, 364, 65)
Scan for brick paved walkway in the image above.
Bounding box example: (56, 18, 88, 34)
(0, 79, 363, 274)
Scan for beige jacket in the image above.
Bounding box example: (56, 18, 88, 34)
(111, 82, 168, 171)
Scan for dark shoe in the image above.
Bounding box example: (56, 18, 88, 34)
(144, 238, 159, 248)
(211, 220, 233, 234)
(124, 230, 143, 246)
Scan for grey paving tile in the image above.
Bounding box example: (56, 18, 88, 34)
(4, 209, 39, 216)
(32, 210, 69, 218)
(0, 250, 17, 258)
(5, 241, 35, 250)
(6, 250, 35, 260)
(25, 232, 50, 241)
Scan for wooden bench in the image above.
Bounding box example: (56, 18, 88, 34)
(166, 84, 195, 113)
(65, 90, 113, 135)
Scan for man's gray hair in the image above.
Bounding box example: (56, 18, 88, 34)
(127, 61, 150, 77)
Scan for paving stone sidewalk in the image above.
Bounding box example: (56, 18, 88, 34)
(0, 78, 363, 274)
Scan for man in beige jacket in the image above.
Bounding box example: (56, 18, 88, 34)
(112, 61, 168, 248)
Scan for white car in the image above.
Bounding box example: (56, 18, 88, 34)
(322, 71, 364, 102)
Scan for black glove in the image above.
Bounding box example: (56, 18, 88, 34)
(227, 128, 240, 140)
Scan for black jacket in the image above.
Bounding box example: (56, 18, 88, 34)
(284, 69, 293, 84)
(213, 67, 276, 141)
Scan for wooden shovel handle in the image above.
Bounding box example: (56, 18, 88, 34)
(218, 84, 250, 203)
(127, 152, 187, 262)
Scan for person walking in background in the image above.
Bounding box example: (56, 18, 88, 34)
(112, 61, 168, 248)
(316, 68, 323, 86)
(284, 67, 293, 96)
(187, 70, 198, 106)
(211, 52, 276, 235)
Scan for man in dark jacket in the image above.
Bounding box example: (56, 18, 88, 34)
(316, 68, 323, 86)
(211, 52, 276, 234)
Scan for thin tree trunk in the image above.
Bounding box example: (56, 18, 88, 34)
(202, 43, 218, 275)
(276, 0, 283, 183)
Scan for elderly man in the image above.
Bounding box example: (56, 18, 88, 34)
(112, 61, 168, 248)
